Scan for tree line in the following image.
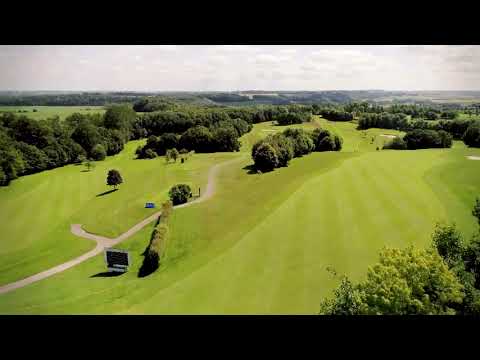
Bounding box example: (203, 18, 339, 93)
(359, 112, 480, 147)
(0, 104, 136, 186)
(251, 128, 343, 172)
(135, 117, 252, 158)
(382, 129, 453, 150)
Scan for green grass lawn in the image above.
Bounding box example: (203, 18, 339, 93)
(0, 140, 233, 286)
(1, 117, 479, 314)
(0, 106, 105, 121)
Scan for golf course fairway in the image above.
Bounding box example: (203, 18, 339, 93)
(0, 119, 479, 314)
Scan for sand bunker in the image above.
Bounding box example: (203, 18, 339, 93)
(380, 134, 397, 139)
(467, 156, 480, 160)
(262, 129, 278, 132)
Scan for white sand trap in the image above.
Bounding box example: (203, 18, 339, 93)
(380, 134, 397, 138)
(262, 129, 278, 132)
(467, 156, 480, 160)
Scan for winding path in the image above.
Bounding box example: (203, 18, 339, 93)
(0, 157, 243, 295)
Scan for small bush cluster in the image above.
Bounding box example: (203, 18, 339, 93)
(403, 129, 452, 149)
(382, 137, 407, 150)
(382, 130, 452, 150)
(169, 184, 193, 205)
(251, 127, 342, 172)
(139, 201, 173, 277)
(319, 109, 353, 122)
(463, 123, 480, 148)
(135, 118, 251, 158)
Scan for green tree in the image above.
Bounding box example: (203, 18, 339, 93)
(76, 154, 87, 164)
(463, 123, 480, 147)
(168, 184, 192, 205)
(106, 169, 123, 189)
(252, 143, 278, 172)
(320, 246, 464, 315)
(383, 137, 407, 150)
(170, 148, 179, 162)
(71, 121, 101, 155)
(91, 144, 106, 161)
(473, 198, 480, 225)
(103, 104, 136, 140)
(432, 223, 464, 268)
(282, 128, 315, 157)
(84, 158, 96, 171)
(144, 148, 157, 159)
(317, 136, 336, 151)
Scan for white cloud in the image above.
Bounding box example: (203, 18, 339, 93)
(0, 45, 479, 91)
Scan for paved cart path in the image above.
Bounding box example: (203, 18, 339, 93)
(0, 157, 243, 295)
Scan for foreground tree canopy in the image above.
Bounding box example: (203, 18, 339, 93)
(321, 199, 480, 315)
(320, 246, 464, 315)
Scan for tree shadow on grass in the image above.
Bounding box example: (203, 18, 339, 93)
(242, 164, 275, 175)
(96, 189, 118, 197)
(242, 164, 259, 175)
(90, 271, 125, 278)
(80, 169, 91, 173)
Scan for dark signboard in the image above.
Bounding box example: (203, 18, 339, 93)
(104, 248, 130, 272)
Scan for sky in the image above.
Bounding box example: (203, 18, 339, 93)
(0, 45, 479, 91)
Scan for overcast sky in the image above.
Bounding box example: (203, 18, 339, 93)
(0, 45, 479, 91)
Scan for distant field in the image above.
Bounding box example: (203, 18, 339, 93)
(1, 118, 479, 314)
(0, 106, 105, 120)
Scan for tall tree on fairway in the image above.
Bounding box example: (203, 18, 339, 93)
(84, 158, 96, 171)
(107, 169, 123, 189)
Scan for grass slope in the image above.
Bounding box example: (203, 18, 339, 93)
(0, 140, 232, 285)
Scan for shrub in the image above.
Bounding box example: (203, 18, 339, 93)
(320, 110, 353, 122)
(317, 136, 336, 151)
(334, 135, 343, 151)
(283, 128, 315, 157)
(144, 148, 157, 159)
(473, 198, 480, 225)
(266, 134, 294, 167)
(169, 184, 192, 205)
(383, 137, 407, 150)
(311, 128, 342, 152)
(403, 129, 452, 149)
(432, 223, 464, 268)
(91, 144, 107, 161)
(252, 143, 278, 172)
(463, 124, 480, 147)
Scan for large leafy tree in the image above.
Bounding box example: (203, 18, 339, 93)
(252, 143, 278, 172)
(168, 184, 192, 205)
(463, 123, 480, 147)
(103, 104, 136, 140)
(106, 169, 123, 189)
(320, 246, 464, 315)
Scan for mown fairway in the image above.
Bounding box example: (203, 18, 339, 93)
(1, 118, 479, 314)
(0, 140, 233, 286)
(0, 106, 105, 120)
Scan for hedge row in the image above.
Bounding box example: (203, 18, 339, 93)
(138, 201, 174, 277)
